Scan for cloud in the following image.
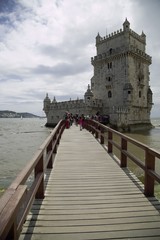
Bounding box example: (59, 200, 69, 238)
(0, 0, 159, 117)
(32, 60, 89, 77)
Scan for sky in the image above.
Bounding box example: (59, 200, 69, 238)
(0, 0, 159, 117)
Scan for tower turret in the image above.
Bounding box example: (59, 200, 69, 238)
(147, 87, 153, 109)
(141, 31, 146, 43)
(123, 18, 130, 32)
(84, 84, 93, 106)
(43, 93, 51, 115)
(52, 96, 57, 103)
(96, 32, 101, 45)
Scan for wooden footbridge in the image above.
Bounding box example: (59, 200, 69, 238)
(0, 120, 160, 240)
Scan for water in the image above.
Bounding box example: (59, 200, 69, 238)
(127, 118, 160, 152)
(0, 118, 51, 192)
(0, 118, 160, 197)
(126, 119, 160, 174)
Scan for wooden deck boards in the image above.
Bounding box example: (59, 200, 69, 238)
(20, 125, 160, 240)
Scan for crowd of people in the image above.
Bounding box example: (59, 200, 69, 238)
(64, 112, 110, 130)
(64, 113, 85, 130)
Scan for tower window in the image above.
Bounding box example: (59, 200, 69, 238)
(128, 90, 131, 94)
(106, 77, 111, 81)
(108, 62, 112, 69)
(139, 91, 141, 98)
(108, 91, 112, 98)
(109, 48, 112, 55)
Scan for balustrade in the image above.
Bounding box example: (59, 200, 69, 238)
(0, 120, 65, 240)
(84, 119, 160, 197)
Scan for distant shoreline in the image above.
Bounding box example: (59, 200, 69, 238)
(0, 110, 40, 118)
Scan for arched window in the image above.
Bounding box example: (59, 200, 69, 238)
(108, 91, 112, 98)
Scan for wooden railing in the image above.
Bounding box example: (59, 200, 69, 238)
(0, 120, 65, 240)
(84, 119, 160, 197)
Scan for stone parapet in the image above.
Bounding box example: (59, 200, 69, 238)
(91, 45, 151, 65)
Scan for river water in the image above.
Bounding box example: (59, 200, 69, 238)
(0, 118, 50, 191)
(0, 118, 160, 197)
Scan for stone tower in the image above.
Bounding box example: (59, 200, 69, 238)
(91, 18, 153, 130)
(43, 19, 153, 131)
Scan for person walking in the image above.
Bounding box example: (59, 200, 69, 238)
(79, 117, 83, 131)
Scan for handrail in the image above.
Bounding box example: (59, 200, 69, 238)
(84, 119, 160, 197)
(0, 120, 66, 240)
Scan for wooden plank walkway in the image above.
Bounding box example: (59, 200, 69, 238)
(20, 125, 160, 240)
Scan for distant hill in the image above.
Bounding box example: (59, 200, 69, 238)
(0, 110, 40, 118)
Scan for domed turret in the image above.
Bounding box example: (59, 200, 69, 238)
(43, 93, 51, 115)
(141, 31, 146, 43)
(96, 32, 102, 44)
(147, 87, 153, 107)
(123, 18, 130, 32)
(84, 84, 93, 106)
(52, 96, 57, 103)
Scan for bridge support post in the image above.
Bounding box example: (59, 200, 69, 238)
(144, 150, 155, 197)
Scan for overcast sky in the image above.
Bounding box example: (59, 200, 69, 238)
(0, 0, 159, 116)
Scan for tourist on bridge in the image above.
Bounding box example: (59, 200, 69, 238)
(79, 114, 85, 131)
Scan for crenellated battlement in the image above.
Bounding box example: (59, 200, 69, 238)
(130, 29, 146, 42)
(96, 29, 123, 44)
(91, 44, 151, 64)
(50, 98, 85, 110)
(44, 96, 103, 112)
(96, 27, 146, 45)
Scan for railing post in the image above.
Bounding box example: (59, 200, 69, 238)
(144, 149, 155, 197)
(88, 120, 92, 132)
(57, 124, 64, 148)
(92, 122, 95, 135)
(95, 122, 99, 139)
(5, 221, 16, 240)
(47, 141, 53, 169)
(108, 130, 112, 153)
(100, 126, 104, 144)
(121, 138, 127, 167)
(35, 154, 44, 199)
